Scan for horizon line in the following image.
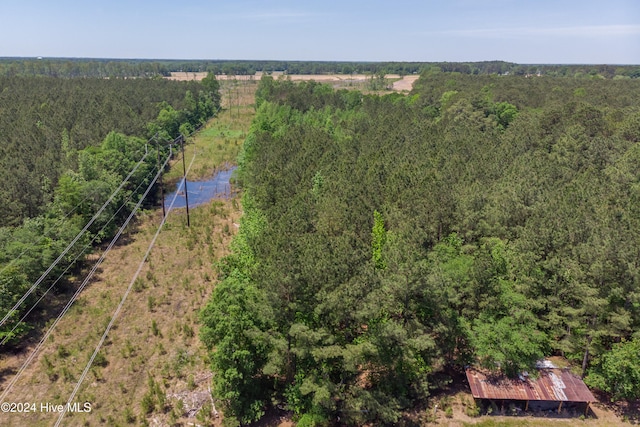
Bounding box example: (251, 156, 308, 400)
(0, 57, 639, 66)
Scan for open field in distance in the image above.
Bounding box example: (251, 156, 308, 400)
(167, 71, 419, 92)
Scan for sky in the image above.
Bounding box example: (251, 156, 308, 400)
(1, 0, 639, 64)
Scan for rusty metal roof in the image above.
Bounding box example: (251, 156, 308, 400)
(466, 366, 596, 403)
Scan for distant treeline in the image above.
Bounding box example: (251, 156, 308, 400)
(1, 57, 639, 79)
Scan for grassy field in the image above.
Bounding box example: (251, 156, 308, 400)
(164, 79, 256, 184)
(1, 201, 242, 427)
(0, 81, 256, 427)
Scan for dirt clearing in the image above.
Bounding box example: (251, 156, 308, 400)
(167, 71, 419, 92)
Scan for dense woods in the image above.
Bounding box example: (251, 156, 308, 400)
(200, 75, 640, 425)
(2, 56, 640, 424)
(0, 76, 218, 225)
(0, 74, 220, 344)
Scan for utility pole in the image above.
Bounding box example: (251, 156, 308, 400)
(155, 135, 166, 218)
(180, 134, 190, 227)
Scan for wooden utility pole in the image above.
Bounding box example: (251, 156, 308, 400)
(156, 136, 166, 218)
(180, 134, 190, 227)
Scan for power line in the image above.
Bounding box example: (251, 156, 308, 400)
(1, 98, 219, 405)
(0, 164, 159, 346)
(0, 139, 158, 278)
(0, 179, 112, 278)
(0, 112, 214, 280)
(55, 147, 194, 427)
(0, 150, 150, 328)
(3, 116, 208, 414)
(0, 151, 171, 405)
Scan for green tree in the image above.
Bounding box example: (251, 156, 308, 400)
(367, 70, 389, 91)
(586, 339, 640, 400)
(201, 72, 221, 108)
(0, 267, 32, 343)
(199, 74, 640, 424)
(471, 315, 547, 377)
(491, 101, 518, 130)
(371, 210, 387, 270)
(199, 271, 273, 425)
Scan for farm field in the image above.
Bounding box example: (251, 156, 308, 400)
(167, 71, 419, 92)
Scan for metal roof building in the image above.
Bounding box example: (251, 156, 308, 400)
(465, 362, 596, 414)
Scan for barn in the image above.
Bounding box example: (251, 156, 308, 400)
(465, 360, 596, 416)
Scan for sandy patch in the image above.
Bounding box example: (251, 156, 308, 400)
(167, 71, 209, 81)
(167, 72, 419, 91)
(393, 75, 420, 91)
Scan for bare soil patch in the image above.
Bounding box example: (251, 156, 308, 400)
(167, 71, 419, 92)
(167, 71, 209, 81)
(393, 75, 420, 91)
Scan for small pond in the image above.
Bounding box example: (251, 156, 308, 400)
(165, 166, 237, 209)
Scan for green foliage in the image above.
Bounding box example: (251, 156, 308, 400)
(92, 351, 108, 368)
(0, 267, 32, 343)
(367, 70, 390, 91)
(586, 338, 640, 400)
(0, 76, 213, 225)
(371, 210, 387, 269)
(254, 75, 275, 109)
(311, 171, 325, 197)
(2, 58, 639, 80)
(491, 101, 518, 130)
(439, 90, 459, 108)
(445, 405, 454, 418)
(199, 269, 273, 424)
(297, 411, 330, 427)
(141, 374, 167, 415)
(187, 374, 196, 391)
(465, 401, 481, 417)
(201, 72, 222, 107)
(201, 74, 640, 424)
(133, 278, 147, 293)
(141, 392, 155, 414)
(0, 74, 220, 347)
(123, 407, 136, 424)
(472, 316, 547, 377)
(151, 320, 160, 337)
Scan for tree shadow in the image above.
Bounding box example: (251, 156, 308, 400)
(0, 216, 144, 362)
(247, 407, 293, 427)
(594, 390, 640, 424)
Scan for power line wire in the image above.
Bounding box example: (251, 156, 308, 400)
(0, 151, 150, 328)
(0, 141, 156, 278)
(2, 109, 215, 411)
(1, 98, 218, 405)
(0, 164, 159, 346)
(0, 151, 171, 405)
(55, 144, 198, 426)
